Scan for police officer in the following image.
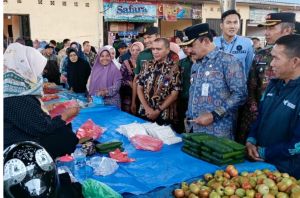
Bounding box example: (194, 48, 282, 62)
(236, 12, 295, 143)
(183, 23, 247, 139)
(214, 9, 254, 77)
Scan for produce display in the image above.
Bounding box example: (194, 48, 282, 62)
(173, 165, 300, 198)
(182, 133, 245, 166)
(95, 141, 124, 154)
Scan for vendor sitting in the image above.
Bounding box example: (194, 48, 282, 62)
(246, 34, 300, 178)
(4, 43, 79, 158)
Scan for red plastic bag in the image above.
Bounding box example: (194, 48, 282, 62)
(41, 94, 59, 102)
(130, 135, 163, 151)
(49, 100, 78, 124)
(109, 148, 135, 163)
(76, 119, 104, 140)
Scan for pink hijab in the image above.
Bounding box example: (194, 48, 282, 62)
(88, 47, 121, 95)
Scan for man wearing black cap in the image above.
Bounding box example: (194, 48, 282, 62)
(236, 12, 295, 143)
(43, 44, 58, 63)
(183, 23, 247, 139)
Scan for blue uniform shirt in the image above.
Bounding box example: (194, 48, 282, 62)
(186, 47, 247, 139)
(214, 35, 254, 77)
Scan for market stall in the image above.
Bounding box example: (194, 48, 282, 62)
(69, 104, 276, 197)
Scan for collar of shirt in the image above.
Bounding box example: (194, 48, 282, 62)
(197, 47, 219, 64)
(221, 34, 238, 45)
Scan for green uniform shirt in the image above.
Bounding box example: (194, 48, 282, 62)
(179, 57, 193, 99)
(134, 48, 153, 75)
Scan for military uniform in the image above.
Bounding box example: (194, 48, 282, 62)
(236, 45, 275, 143)
(236, 12, 296, 143)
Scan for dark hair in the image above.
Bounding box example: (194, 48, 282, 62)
(63, 38, 70, 45)
(66, 47, 78, 57)
(91, 46, 97, 54)
(83, 41, 89, 46)
(43, 60, 60, 85)
(49, 40, 56, 45)
(209, 29, 218, 37)
(275, 34, 300, 58)
(221, 9, 241, 22)
(15, 37, 25, 45)
(153, 38, 170, 48)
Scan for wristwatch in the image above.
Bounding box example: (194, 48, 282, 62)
(211, 107, 226, 121)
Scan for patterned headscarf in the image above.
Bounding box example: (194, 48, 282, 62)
(104, 45, 121, 69)
(4, 43, 47, 98)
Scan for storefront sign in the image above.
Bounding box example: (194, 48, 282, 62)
(176, 5, 192, 19)
(104, 3, 157, 22)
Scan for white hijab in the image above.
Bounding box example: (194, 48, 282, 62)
(104, 45, 121, 70)
(4, 43, 47, 98)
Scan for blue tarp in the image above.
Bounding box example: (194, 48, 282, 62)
(71, 105, 276, 196)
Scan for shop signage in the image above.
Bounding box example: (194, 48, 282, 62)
(104, 2, 157, 22)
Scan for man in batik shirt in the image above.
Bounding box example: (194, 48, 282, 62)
(183, 23, 247, 139)
(137, 38, 181, 129)
(236, 12, 295, 143)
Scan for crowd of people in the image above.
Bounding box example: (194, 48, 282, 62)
(3, 10, 300, 179)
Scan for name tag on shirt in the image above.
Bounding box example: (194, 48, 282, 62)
(201, 83, 209, 96)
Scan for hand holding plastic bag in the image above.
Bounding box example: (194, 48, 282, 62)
(76, 119, 104, 140)
(130, 135, 163, 151)
(109, 148, 135, 163)
(49, 100, 78, 124)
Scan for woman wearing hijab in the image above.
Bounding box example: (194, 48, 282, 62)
(88, 47, 122, 108)
(120, 42, 144, 113)
(104, 45, 122, 70)
(66, 47, 91, 93)
(4, 43, 79, 158)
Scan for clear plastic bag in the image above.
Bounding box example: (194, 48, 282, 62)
(76, 119, 104, 140)
(87, 156, 118, 176)
(82, 179, 122, 198)
(130, 135, 163, 151)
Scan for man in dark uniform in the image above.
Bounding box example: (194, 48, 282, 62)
(246, 34, 300, 178)
(236, 12, 295, 143)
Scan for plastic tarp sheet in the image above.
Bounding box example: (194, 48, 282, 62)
(71, 105, 276, 196)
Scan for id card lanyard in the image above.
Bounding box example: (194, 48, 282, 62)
(220, 36, 238, 54)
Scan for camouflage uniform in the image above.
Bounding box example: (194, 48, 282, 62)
(236, 45, 276, 143)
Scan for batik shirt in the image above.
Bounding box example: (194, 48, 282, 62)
(186, 48, 247, 139)
(138, 59, 181, 121)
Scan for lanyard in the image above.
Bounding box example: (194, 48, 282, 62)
(220, 36, 238, 54)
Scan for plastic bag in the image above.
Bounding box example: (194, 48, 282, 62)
(82, 179, 122, 198)
(87, 156, 118, 176)
(49, 100, 78, 124)
(130, 135, 163, 151)
(109, 148, 135, 163)
(41, 94, 59, 102)
(76, 119, 104, 140)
